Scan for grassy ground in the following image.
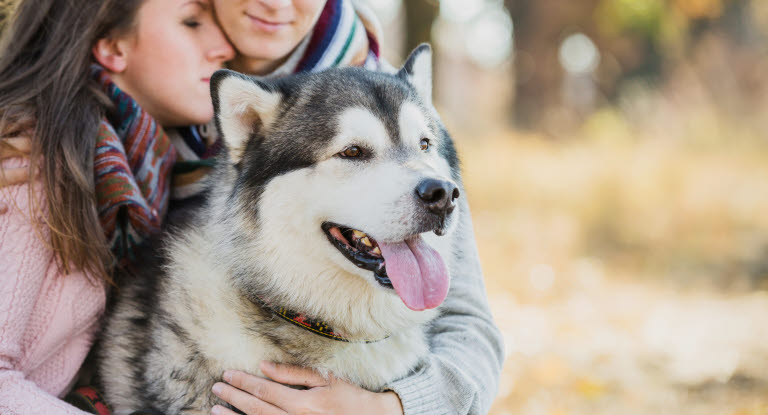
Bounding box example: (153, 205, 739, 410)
(456, 131, 768, 414)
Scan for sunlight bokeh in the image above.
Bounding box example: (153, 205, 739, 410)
(363, 0, 768, 412)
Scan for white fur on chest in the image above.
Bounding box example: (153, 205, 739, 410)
(322, 327, 429, 390)
(169, 238, 429, 390)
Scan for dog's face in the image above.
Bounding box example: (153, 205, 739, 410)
(211, 45, 460, 312)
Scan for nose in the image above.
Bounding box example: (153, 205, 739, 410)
(206, 32, 236, 63)
(416, 178, 460, 217)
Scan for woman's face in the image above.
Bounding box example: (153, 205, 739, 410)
(112, 0, 235, 126)
(213, 0, 327, 74)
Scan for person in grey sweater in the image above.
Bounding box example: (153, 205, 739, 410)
(177, 1, 506, 413)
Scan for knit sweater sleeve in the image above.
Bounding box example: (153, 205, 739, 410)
(0, 180, 91, 415)
(385, 193, 505, 415)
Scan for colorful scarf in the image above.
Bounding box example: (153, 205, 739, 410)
(294, 0, 381, 72)
(92, 66, 176, 262)
(170, 0, 383, 199)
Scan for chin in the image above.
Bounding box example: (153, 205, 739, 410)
(169, 109, 213, 128)
(190, 105, 215, 125)
(242, 39, 300, 62)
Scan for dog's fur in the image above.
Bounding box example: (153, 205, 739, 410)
(98, 45, 463, 415)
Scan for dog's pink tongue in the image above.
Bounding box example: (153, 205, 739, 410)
(378, 236, 449, 311)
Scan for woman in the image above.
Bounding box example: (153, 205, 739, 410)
(0, 0, 233, 413)
(205, 2, 505, 415)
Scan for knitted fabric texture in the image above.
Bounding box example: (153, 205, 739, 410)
(294, 0, 380, 72)
(1, 159, 105, 415)
(92, 66, 176, 261)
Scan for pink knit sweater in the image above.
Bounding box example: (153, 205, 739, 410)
(0, 159, 106, 415)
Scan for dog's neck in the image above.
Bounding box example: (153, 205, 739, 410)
(252, 295, 390, 343)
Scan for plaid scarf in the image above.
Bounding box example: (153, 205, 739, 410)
(170, 0, 382, 200)
(92, 66, 176, 262)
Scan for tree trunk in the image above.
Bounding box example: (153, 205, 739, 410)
(403, 0, 439, 53)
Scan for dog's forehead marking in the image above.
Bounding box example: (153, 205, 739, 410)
(332, 107, 389, 152)
(398, 101, 431, 147)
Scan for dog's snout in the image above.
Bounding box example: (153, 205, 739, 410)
(416, 178, 459, 216)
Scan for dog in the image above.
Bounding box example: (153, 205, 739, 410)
(98, 44, 463, 414)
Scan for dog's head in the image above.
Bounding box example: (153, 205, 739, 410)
(210, 45, 460, 314)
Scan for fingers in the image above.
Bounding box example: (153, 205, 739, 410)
(212, 382, 286, 415)
(210, 405, 240, 415)
(259, 361, 329, 388)
(0, 167, 30, 187)
(211, 403, 280, 415)
(214, 371, 296, 414)
(0, 137, 32, 159)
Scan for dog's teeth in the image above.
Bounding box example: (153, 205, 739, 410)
(371, 246, 381, 255)
(360, 237, 372, 247)
(352, 230, 367, 240)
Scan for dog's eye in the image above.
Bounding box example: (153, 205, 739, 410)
(339, 146, 364, 158)
(420, 138, 430, 151)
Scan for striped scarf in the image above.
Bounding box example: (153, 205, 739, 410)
(93, 66, 176, 262)
(170, 0, 382, 199)
(293, 0, 381, 72)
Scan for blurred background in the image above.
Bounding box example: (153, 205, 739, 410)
(362, 0, 768, 413)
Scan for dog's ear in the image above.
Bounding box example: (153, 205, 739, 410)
(397, 43, 433, 106)
(211, 69, 282, 164)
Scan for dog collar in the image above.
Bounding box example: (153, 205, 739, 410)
(267, 305, 389, 344)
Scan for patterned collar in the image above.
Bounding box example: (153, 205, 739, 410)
(263, 303, 389, 344)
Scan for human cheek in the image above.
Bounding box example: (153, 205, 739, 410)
(213, 1, 246, 41)
(298, 0, 326, 23)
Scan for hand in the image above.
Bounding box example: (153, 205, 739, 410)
(211, 361, 404, 415)
(0, 137, 32, 187)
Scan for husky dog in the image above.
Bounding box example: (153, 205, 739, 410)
(98, 45, 463, 414)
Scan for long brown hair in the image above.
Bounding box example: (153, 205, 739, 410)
(0, 0, 144, 280)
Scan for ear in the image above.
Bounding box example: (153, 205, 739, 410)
(211, 69, 282, 164)
(92, 37, 128, 73)
(397, 44, 433, 106)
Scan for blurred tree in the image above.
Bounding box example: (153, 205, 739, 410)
(403, 0, 439, 53)
(503, 0, 762, 131)
(505, 0, 602, 128)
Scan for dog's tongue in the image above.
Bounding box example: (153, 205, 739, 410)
(378, 236, 449, 311)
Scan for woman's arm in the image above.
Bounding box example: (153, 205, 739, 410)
(0, 177, 93, 415)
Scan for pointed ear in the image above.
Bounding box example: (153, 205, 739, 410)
(397, 44, 433, 106)
(211, 69, 282, 164)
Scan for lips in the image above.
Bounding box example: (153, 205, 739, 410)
(245, 13, 291, 32)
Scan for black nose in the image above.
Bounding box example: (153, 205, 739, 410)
(416, 178, 460, 216)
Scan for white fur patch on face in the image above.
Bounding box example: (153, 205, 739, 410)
(217, 75, 281, 163)
(398, 101, 432, 148)
(397, 101, 453, 177)
(329, 107, 389, 157)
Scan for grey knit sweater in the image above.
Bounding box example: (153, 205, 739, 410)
(386, 193, 505, 414)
